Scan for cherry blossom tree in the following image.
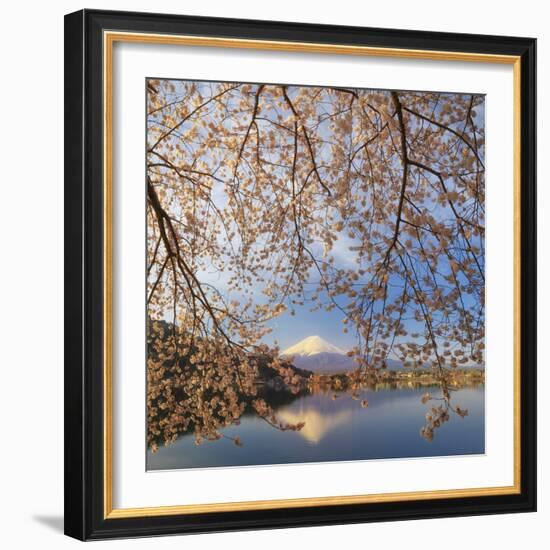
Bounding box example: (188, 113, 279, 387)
(146, 79, 485, 449)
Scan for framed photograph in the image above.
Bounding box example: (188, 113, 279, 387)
(64, 9, 536, 540)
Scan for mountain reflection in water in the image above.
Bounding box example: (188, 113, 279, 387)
(147, 383, 485, 471)
(278, 407, 352, 444)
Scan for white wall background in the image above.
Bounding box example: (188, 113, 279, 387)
(0, 1, 545, 548)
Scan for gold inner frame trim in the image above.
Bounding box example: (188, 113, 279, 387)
(103, 30, 522, 519)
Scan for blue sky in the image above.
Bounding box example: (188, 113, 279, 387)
(149, 79, 485, 361)
(263, 296, 356, 351)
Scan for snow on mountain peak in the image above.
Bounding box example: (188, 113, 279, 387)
(281, 335, 346, 357)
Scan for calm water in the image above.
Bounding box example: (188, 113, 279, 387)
(147, 385, 485, 470)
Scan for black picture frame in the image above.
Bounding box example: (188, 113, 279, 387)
(64, 8, 537, 541)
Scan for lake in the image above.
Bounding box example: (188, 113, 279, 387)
(147, 383, 485, 471)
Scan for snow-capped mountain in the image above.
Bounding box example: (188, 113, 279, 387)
(281, 335, 355, 373)
(282, 335, 346, 357)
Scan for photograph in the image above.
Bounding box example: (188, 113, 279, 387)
(0, 0, 543, 546)
(58, 5, 536, 542)
(145, 79, 486, 471)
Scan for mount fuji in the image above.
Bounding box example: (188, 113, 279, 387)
(281, 335, 356, 373)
